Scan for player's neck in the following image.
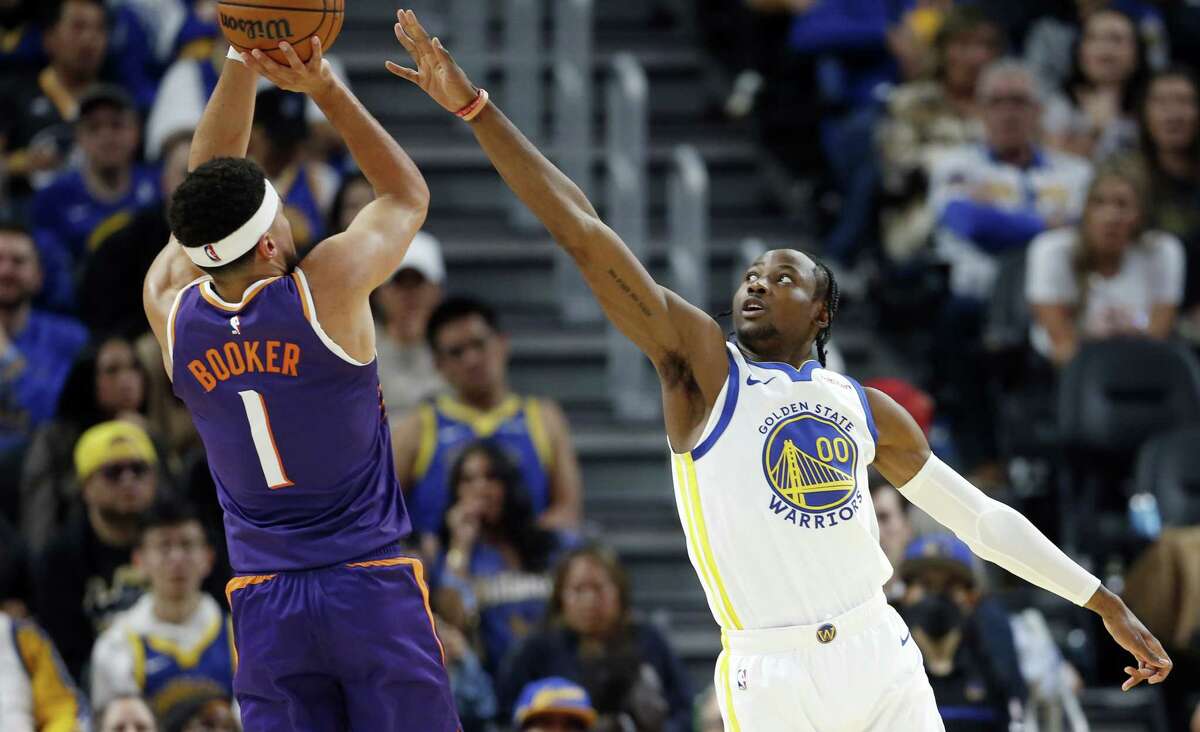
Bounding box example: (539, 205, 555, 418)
(737, 340, 814, 369)
(152, 592, 202, 625)
(212, 268, 284, 303)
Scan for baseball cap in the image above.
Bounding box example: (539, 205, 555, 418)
(78, 84, 136, 119)
(393, 231, 445, 285)
(899, 533, 977, 587)
(513, 677, 597, 729)
(75, 420, 158, 481)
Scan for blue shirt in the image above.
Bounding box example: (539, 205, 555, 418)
(0, 310, 89, 453)
(31, 166, 160, 311)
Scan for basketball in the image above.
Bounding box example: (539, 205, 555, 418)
(217, 0, 343, 64)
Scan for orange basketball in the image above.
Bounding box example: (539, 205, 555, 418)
(217, 0, 343, 65)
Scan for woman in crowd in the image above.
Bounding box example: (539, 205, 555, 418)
(1139, 66, 1200, 335)
(1026, 156, 1184, 366)
(437, 441, 568, 672)
(497, 546, 693, 732)
(18, 334, 154, 551)
(1043, 9, 1148, 160)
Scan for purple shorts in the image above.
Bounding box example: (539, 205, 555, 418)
(225, 549, 459, 731)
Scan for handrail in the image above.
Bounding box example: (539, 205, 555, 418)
(605, 54, 655, 420)
(668, 145, 709, 313)
(504, 0, 543, 229)
(552, 0, 598, 321)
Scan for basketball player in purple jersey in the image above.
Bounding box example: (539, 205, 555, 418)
(142, 40, 459, 730)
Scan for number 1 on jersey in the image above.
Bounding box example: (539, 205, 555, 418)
(238, 390, 294, 489)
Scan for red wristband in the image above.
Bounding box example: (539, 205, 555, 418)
(454, 88, 490, 121)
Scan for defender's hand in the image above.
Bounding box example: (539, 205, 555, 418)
(386, 9, 478, 113)
(241, 38, 334, 96)
(1088, 588, 1173, 690)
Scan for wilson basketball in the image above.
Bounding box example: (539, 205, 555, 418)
(217, 0, 343, 64)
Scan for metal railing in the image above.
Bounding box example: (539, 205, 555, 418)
(503, 0, 545, 229)
(668, 145, 709, 312)
(605, 54, 656, 420)
(552, 0, 598, 321)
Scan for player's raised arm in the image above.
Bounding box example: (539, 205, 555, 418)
(242, 38, 429, 298)
(387, 10, 728, 443)
(144, 48, 259, 370)
(867, 387, 1173, 692)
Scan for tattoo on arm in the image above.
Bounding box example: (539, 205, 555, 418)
(607, 268, 653, 317)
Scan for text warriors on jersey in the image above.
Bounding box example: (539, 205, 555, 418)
(758, 399, 865, 530)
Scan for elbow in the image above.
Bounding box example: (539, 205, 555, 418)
(552, 210, 604, 258)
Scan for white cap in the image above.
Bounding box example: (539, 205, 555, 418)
(394, 231, 445, 284)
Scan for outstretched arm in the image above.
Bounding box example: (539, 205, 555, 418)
(144, 50, 259, 370)
(867, 388, 1173, 691)
(387, 10, 728, 446)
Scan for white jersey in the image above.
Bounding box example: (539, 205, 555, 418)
(669, 343, 893, 630)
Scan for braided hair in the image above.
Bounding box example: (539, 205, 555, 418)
(812, 259, 840, 367)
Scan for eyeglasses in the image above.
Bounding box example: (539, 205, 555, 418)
(98, 461, 151, 482)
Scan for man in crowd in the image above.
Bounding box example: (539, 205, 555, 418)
(0, 223, 88, 462)
(375, 231, 447, 412)
(30, 85, 159, 311)
(34, 420, 157, 679)
(513, 677, 597, 732)
(393, 297, 583, 541)
(0, 0, 107, 193)
(78, 131, 191, 336)
(91, 498, 234, 721)
(898, 533, 1029, 732)
(928, 58, 1091, 481)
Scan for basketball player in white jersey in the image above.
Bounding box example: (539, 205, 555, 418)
(387, 10, 1172, 730)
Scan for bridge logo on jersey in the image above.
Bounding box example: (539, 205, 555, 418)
(760, 412, 865, 530)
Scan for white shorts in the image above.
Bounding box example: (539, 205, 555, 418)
(714, 593, 944, 731)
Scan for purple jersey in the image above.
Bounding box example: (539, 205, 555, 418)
(169, 268, 410, 572)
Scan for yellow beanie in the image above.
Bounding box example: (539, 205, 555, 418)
(74, 420, 158, 481)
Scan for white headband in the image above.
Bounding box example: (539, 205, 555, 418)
(185, 180, 281, 268)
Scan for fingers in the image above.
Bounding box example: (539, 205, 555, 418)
(1121, 665, 1154, 691)
(394, 21, 417, 55)
(384, 60, 420, 83)
(402, 8, 432, 44)
(306, 36, 323, 72)
(277, 40, 305, 72)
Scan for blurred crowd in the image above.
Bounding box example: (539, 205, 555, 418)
(1, 0, 1199, 730)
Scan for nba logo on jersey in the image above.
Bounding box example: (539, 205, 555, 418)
(204, 244, 221, 262)
(230, 316, 241, 335)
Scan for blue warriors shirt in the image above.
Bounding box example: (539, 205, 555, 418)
(132, 615, 235, 719)
(667, 342, 891, 630)
(409, 395, 553, 534)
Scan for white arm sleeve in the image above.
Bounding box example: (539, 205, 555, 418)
(898, 455, 1101, 606)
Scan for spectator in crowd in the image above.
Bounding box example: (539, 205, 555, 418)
(898, 533, 1028, 732)
(0, 222, 89, 461)
(434, 615, 498, 732)
(929, 59, 1091, 479)
(877, 4, 1004, 264)
(159, 690, 238, 732)
(246, 88, 340, 250)
(95, 695, 157, 732)
(871, 481, 915, 602)
(513, 677, 596, 732)
(1138, 66, 1200, 332)
(1026, 156, 1184, 365)
(78, 131, 191, 337)
(0, 610, 88, 730)
(497, 546, 693, 732)
(91, 498, 233, 721)
(330, 176, 446, 411)
(1042, 8, 1147, 160)
(34, 420, 157, 679)
(393, 297, 583, 538)
(0, 0, 107, 193)
(30, 85, 159, 311)
(1024, 0, 1167, 91)
(437, 441, 569, 671)
(20, 333, 151, 552)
